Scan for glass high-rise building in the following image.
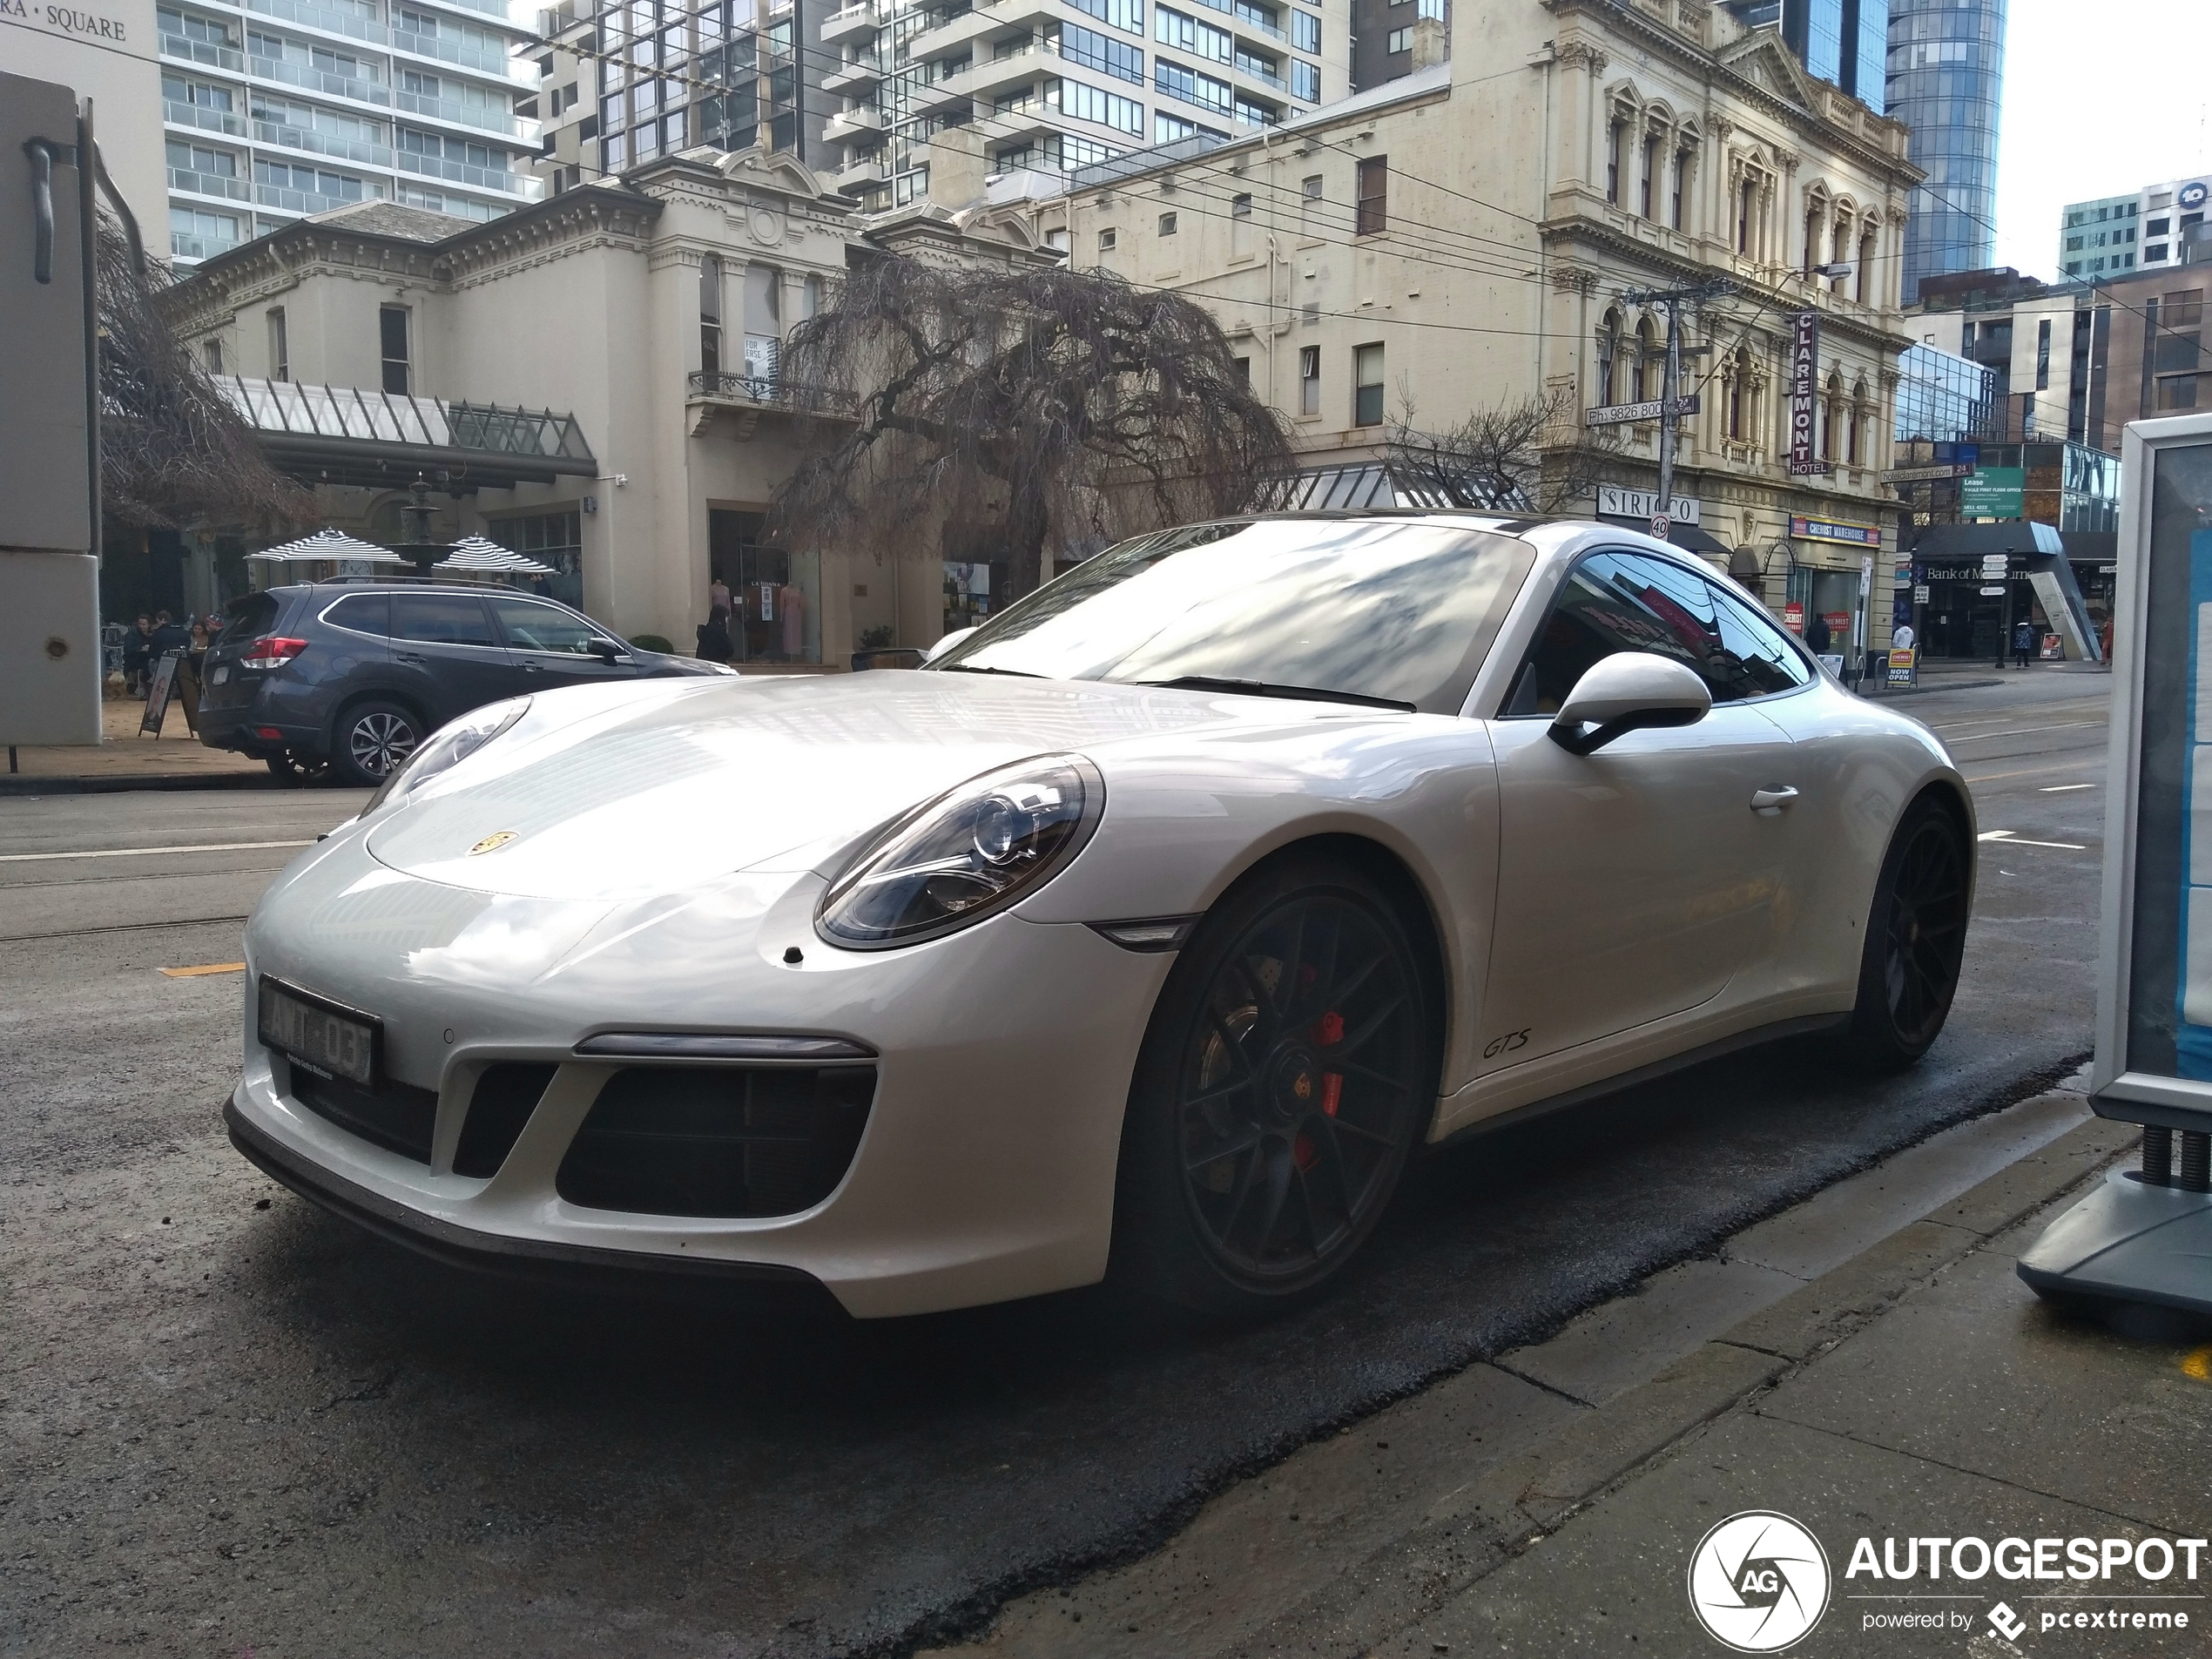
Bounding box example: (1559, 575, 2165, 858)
(1724, 0, 1886, 114)
(1885, 0, 2006, 304)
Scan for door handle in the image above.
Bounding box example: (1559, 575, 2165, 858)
(395, 651, 427, 664)
(1750, 786, 1800, 813)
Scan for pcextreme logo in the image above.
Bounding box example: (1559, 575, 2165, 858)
(1688, 1511, 1832, 1651)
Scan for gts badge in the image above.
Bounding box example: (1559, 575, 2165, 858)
(1483, 1028, 1531, 1060)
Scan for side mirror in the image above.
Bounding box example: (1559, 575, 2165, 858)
(1548, 651, 1711, 755)
(923, 625, 977, 665)
(587, 636, 629, 664)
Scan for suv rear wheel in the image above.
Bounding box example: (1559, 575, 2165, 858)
(332, 700, 423, 789)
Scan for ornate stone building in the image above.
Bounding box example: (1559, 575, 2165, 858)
(1007, 0, 1923, 650)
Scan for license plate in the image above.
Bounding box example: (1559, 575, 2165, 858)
(210, 664, 229, 685)
(258, 978, 380, 1087)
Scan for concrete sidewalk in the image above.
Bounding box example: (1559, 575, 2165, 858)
(952, 1082, 2212, 1657)
(3, 698, 273, 793)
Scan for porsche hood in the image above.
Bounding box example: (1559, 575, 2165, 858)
(362, 671, 1303, 901)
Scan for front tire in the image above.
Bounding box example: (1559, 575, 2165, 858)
(1111, 857, 1436, 1315)
(330, 700, 423, 789)
(1840, 795, 1970, 1070)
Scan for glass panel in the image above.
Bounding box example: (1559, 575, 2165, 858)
(931, 519, 1536, 714)
(392, 593, 495, 645)
(488, 596, 601, 653)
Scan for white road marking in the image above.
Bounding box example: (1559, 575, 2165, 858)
(2040, 783, 2097, 792)
(1979, 829, 2087, 850)
(0, 840, 312, 864)
(1947, 722, 2102, 742)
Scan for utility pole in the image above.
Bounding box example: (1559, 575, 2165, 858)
(1615, 280, 1734, 540)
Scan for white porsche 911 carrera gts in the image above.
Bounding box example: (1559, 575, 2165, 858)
(226, 514, 1974, 1318)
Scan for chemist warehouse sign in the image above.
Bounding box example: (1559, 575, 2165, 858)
(1685, 1508, 2202, 1651)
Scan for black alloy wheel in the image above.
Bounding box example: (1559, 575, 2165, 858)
(1115, 858, 1433, 1313)
(332, 701, 422, 789)
(1844, 799, 1970, 1069)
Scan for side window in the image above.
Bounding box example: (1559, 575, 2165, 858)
(1705, 580, 1812, 697)
(1500, 551, 1714, 716)
(489, 596, 601, 654)
(392, 594, 496, 647)
(320, 592, 389, 637)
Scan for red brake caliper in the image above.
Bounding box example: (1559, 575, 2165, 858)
(1315, 1010, 1345, 1117)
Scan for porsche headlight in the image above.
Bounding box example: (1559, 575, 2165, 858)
(363, 696, 531, 816)
(816, 755, 1103, 948)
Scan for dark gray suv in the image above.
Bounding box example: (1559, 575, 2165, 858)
(198, 582, 732, 786)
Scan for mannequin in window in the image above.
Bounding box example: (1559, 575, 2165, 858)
(779, 581, 805, 660)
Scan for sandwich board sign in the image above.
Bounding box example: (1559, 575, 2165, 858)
(2020, 408, 2212, 1312)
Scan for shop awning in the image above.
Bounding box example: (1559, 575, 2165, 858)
(1904, 521, 2066, 558)
(215, 376, 597, 490)
(1595, 515, 1732, 559)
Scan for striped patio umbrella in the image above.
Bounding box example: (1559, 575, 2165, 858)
(246, 528, 405, 563)
(433, 536, 557, 576)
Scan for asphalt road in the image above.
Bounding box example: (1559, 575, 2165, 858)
(0, 667, 2112, 1658)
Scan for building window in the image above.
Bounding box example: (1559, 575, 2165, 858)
(1233, 355, 1250, 384)
(2034, 316, 2051, 390)
(1292, 7, 1319, 50)
(1298, 344, 1319, 415)
(1857, 228, 1875, 303)
(700, 253, 723, 376)
(1385, 26, 1408, 51)
(1596, 309, 1621, 407)
(1737, 177, 1755, 254)
(2148, 245, 2169, 263)
(1158, 211, 1177, 235)
(1355, 157, 1386, 236)
(380, 305, 409, 395)
(1639, 132, 1656, 219)
(1353, 341, 1384, 426)
(202, 338, 223, 373)
(1606, 118, 1622, 206)
(1231, 191, 1251, 218)
(1098, 226, 1117, 250)
(1671, 146, 1689, 230)
(267, 307, 288, 382)
(1291, 61, 1318, 101)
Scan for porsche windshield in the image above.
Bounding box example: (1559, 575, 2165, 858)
(926, 518, 1536, 714)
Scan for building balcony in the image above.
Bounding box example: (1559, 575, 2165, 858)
(822, 105, 887, 144)
(253, 117, 395, 168)
(251, 52, 392, 108)
(255, 179, 386, 213)
(395, 86, 536, 139)
(908, 4, 1001, 61)
(170, 230, 242, 260)
(685, 371, 860, 440)
(159, 31, 246, 73)
(389, 24, 523, 80)
(835, 152, 888, 187)
(242, 0, 382, 44)
(821, 55, 884, 93)
(168, 165, 253, 201)
(398, 149, 542, 197)
(821, 1, 880, 41)
(165, 98, 249, 138)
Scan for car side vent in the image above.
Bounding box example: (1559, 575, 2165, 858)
(454, 1062, 559, 1177)
(555, 1065, 876, 1218)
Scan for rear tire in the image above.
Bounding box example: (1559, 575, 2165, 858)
(1839, 795, 1970, 1071)
(1110, 856, 1436, 1316)
(330, 700, 423, 790)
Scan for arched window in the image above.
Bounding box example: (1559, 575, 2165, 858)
(1640, 130, 1658, 219)
(1607, 117, 1624, 206)
(1737, 176, 1757, 254)
(1804, 197, 1824, 275)
(1857, 226, 1876, 303)
(1637, 316, 1662, 402)
(1729, 347, 1749, 439)
(1672, 144, 1692, 230)
(1831, 216, 1851, 287)
(1850, 378, 1869, 465)
(1822, 370, 1844, 459)
(1598, 310, 1623, 407)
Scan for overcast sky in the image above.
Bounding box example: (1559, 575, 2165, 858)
(1989, 0, 2211, 279)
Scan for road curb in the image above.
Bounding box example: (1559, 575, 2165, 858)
(0, 772, 288, 796)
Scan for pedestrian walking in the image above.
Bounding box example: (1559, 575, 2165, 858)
(1804, 610, 1831, 656)
(2012, 617, 2036, 670)
(1891, 620, 1915, 652)
(695, 604, 732, 664)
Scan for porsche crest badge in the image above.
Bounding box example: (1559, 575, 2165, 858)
(467, 830, 520, 857)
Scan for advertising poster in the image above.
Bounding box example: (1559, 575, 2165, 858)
(2119, 439, 2212, 1082)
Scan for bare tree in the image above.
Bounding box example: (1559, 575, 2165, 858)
(1386, 388, 1620, 515)
(105, 214, 309, 530)
(768, 258, 1295, 602)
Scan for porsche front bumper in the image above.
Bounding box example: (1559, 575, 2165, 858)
(226, 828, 1175, 1318)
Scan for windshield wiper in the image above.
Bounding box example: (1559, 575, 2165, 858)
(1138, 676, 1417, 712)
(935, 663, 1046, 678)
